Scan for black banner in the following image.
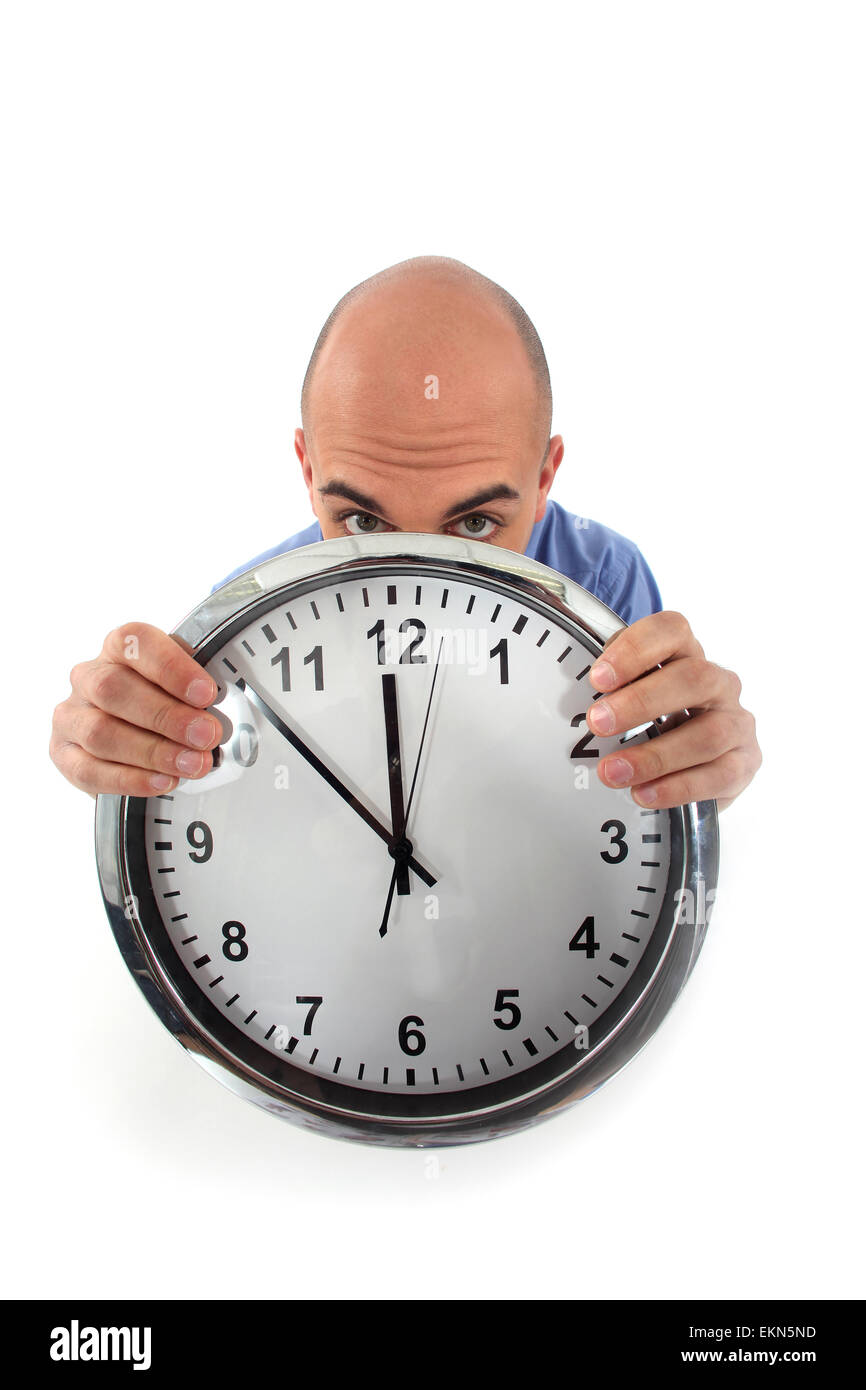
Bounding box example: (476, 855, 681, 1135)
(1, 1299, 860, 1374)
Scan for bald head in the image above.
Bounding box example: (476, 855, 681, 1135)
(294, 256, 563, 555)
(301, 256, 552, 465)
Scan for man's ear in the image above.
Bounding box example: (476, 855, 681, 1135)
(295, 429, 314, 503)
(535, 435, 564, 522)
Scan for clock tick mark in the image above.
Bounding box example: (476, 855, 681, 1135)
(597, 975, 614, 988)
(466, 594, 475, 614)
(502, 1050, 514, 1067)
(265, 1025, 276, 1040)
(241, 640, 255, 657)
(286, 611, 298, 630)
(209, 976, 224, 988)
(557, 647, 572, 662)
(415, 585, 422, 604)
(243, 1010, 257, 1025)
(631, 909, 650, 919)
(358, 1062, 365, 1080)
(491, 603, 501, 622)
(362, 587, 370, 607)
(577, 664, 591, 680)
(162, 890, 180, 898)
(170, 913, 188, 923)
(333, 1056, 341, 1073)
(154, 818, 171, 825)
(156, 867, 175, 874)
(156, 794, 174, 801)
(261, 623, 277, 644)
(480, 1058, 489, 1075)
(537, 629, 549, 646)
(285, 1036, 298, 1054)
(522, 1038, 538, 1056)
(641, 860, 660, 868)
(563, 1010, 578, 1025)
(222, 658, 237, 674)
(387, 585, 397, 604)
(226, 994, 239, 1007)
(336, 592, 344, 612)
(432, 1067, 439, 1085)
(610, 953, 630, 968)
(382, 1067, 389, 1084)
(642, 833, 662, 843)
(581, 994, 598, 1008)
(456, 1064, 465, 1081)
(155, 841, 172, 851)
(512, 614, 528, 635)
(310, 601, 320, 620)
(622, 932, 640, 943)
(638, 884, 656, 893)
(545, 1026, 559, 1041)
(181, 935, 197, 945)
(441, 588, 449, 607)
(406, 1068, 416, 1085)
(309, 1048, 319, 1064)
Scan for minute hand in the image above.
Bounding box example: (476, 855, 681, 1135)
(235, 677, 437, 889)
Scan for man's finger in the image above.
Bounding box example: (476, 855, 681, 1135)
(102, 623, 218, 706)
(596, 708, 753, 801)
(71, 660, 223, 751)
(587, 657, 734, 738)
(59, 700, 215, 781)
(628, 745, 761, 811)
(590, 611, 704, 692)
(50, 738, 181, 798)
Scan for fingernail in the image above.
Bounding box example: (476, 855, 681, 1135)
(589, 701, 615, 734)
(633, 784, 658, 805)
(186, 677, 216, 705)
(589, 659, 616, 690)
(604, 757, 633, 786)
(186, 717, 215, 749)
(177, 749, 205, 775)
(150, 774, 174, 791)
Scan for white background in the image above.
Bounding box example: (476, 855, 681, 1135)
(2, 1, 863, 1301)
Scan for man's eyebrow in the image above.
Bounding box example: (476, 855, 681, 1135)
(317, 480, 521, 521)
(318, 481, 388, 515)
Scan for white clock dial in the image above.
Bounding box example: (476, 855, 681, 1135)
(142, 567, 675, 1101)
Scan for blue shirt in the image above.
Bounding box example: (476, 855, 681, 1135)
(211, 499, 663, 626)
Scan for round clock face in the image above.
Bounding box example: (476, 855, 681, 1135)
(99, 535, 717, 1146)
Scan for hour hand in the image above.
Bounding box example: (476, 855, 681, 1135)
(381, 673, 411, 896)
(235, 675, 437, 889)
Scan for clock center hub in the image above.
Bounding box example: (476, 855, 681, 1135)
(388, 836, 414, 864)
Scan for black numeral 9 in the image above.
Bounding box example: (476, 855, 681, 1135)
(186, 821, 213, 862)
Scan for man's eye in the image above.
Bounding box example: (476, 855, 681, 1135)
(451, 515, 497, 539)
(345, 513, 390, 534)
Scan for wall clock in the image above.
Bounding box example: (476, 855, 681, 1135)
(96, 532, 718, 1147)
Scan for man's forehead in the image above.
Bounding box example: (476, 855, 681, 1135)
(308, 419, 537, 487)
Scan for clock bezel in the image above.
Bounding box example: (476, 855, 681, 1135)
(95, 533, 719, 1147)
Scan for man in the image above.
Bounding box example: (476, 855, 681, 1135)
(50, 256, 760, 810)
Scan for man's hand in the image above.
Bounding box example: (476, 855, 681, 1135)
(587, 611, 760, 812)
(50, 622, 223, 799)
